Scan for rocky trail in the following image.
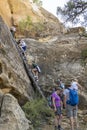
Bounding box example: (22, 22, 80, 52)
(42, 109, 87, 130)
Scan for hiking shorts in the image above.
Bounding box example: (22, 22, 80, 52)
(66, 104, 78, 118)
(22, 46, 26, 51)
(55, 106, 62, 116)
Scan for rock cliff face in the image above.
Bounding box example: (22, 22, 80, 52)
(0, 0, 43, 25)
(0, 17, 33, 130)
(25, 35, 86, 87)
(0, 0, 65, 38)
(0, 0, 87, 129)
(25, 34, 87, 109)
(0, 93, 30, 130)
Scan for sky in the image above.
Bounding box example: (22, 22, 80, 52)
(41, 0, 84, 27)
(41, 0, 69, 17)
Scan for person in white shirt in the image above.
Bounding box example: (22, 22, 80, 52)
(71, 79, 82, 91)
(18, 39, 27, 55)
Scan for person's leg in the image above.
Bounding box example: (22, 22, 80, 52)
(32, 69, 38, 81)
(57, 114, 62, 130)
(56, 107, 62, 130)
(66, 105, 74, 130)
(54, 115, 59, 130)
(74, 117, 78, 130)
(69, 117, 74, 130)
(32, 68, 36, 76)
(21, 46, 26, 55)
(34, 69, 39, 81)
(73, 106, 78, 130)
(55, 115, 59, 126)
(35, 70, 38, 77)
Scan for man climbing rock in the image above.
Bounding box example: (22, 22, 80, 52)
(32, 62, 41, 82)
(17, 39, 27, 55)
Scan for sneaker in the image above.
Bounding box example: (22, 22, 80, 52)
(34, 76, 38, 81)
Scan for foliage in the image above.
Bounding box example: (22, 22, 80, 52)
(57, 0, 87, 26)
(19, 16, 33, 31)
(18, 16, 45, 37)
(23, 98, 54, 128)
(33, 22, 45, 32)
(33, 0, 42, 6)
(81, 49, 87, 59)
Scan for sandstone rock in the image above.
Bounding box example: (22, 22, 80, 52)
(0, 16, 34, 104)
(25, 33, 87, 108)
(0, 0, 65, 38)
(0, 93, 30, 130)
(0, 89, 4, 108)
(83, 115, 87, 122)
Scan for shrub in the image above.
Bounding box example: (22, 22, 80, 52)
(18, 17, 45, 38)
(22, 98, 54, 128)
(19, 16, 33, 31)
(81, 49, 87, 60)
(33, 0, 42, 6)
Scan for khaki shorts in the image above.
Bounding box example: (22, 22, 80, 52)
(66, 104, 78, 118)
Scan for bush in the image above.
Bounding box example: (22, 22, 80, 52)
(81, 49, 87, 59)
(19, 16, 33, 31)
(22, 98, 54, 128)
(18, 17, 45, 38)
(33, 0, 42, 6)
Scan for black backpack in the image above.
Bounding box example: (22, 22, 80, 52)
(47, 95, 54, 108)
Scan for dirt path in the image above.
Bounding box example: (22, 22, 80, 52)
(42, 110, 87, 130)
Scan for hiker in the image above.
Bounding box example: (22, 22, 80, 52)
(32, 63, 41, 81)
(71, 78, 82, 91)
(10, 26, 16, 38)
(63, 79, 82, 130)
(57, 79, 65, 108)
(52, 87, 63, 130)
(57, 79, 65, 89)
(17, 39, 27, 55)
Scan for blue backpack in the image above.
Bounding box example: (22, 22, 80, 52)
(66, 89, 79, 106)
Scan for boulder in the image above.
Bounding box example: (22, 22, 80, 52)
(0, 93, 30, 130)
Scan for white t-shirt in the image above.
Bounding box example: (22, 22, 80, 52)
(71, 81, 78, 91)
(20, 41, 26, 47)
(63, 89, 69, 101)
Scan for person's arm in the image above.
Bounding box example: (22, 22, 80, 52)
(63, 95, 66, 108)
(52, 97, 56, 111)
(77, 83, 83, 90)
(60, 100, 63, 109)
(63, 89, 67, 108)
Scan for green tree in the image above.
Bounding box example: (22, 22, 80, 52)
(57, 0, 87, 26)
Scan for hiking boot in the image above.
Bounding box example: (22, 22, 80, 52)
(58, 125, 63, 130)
